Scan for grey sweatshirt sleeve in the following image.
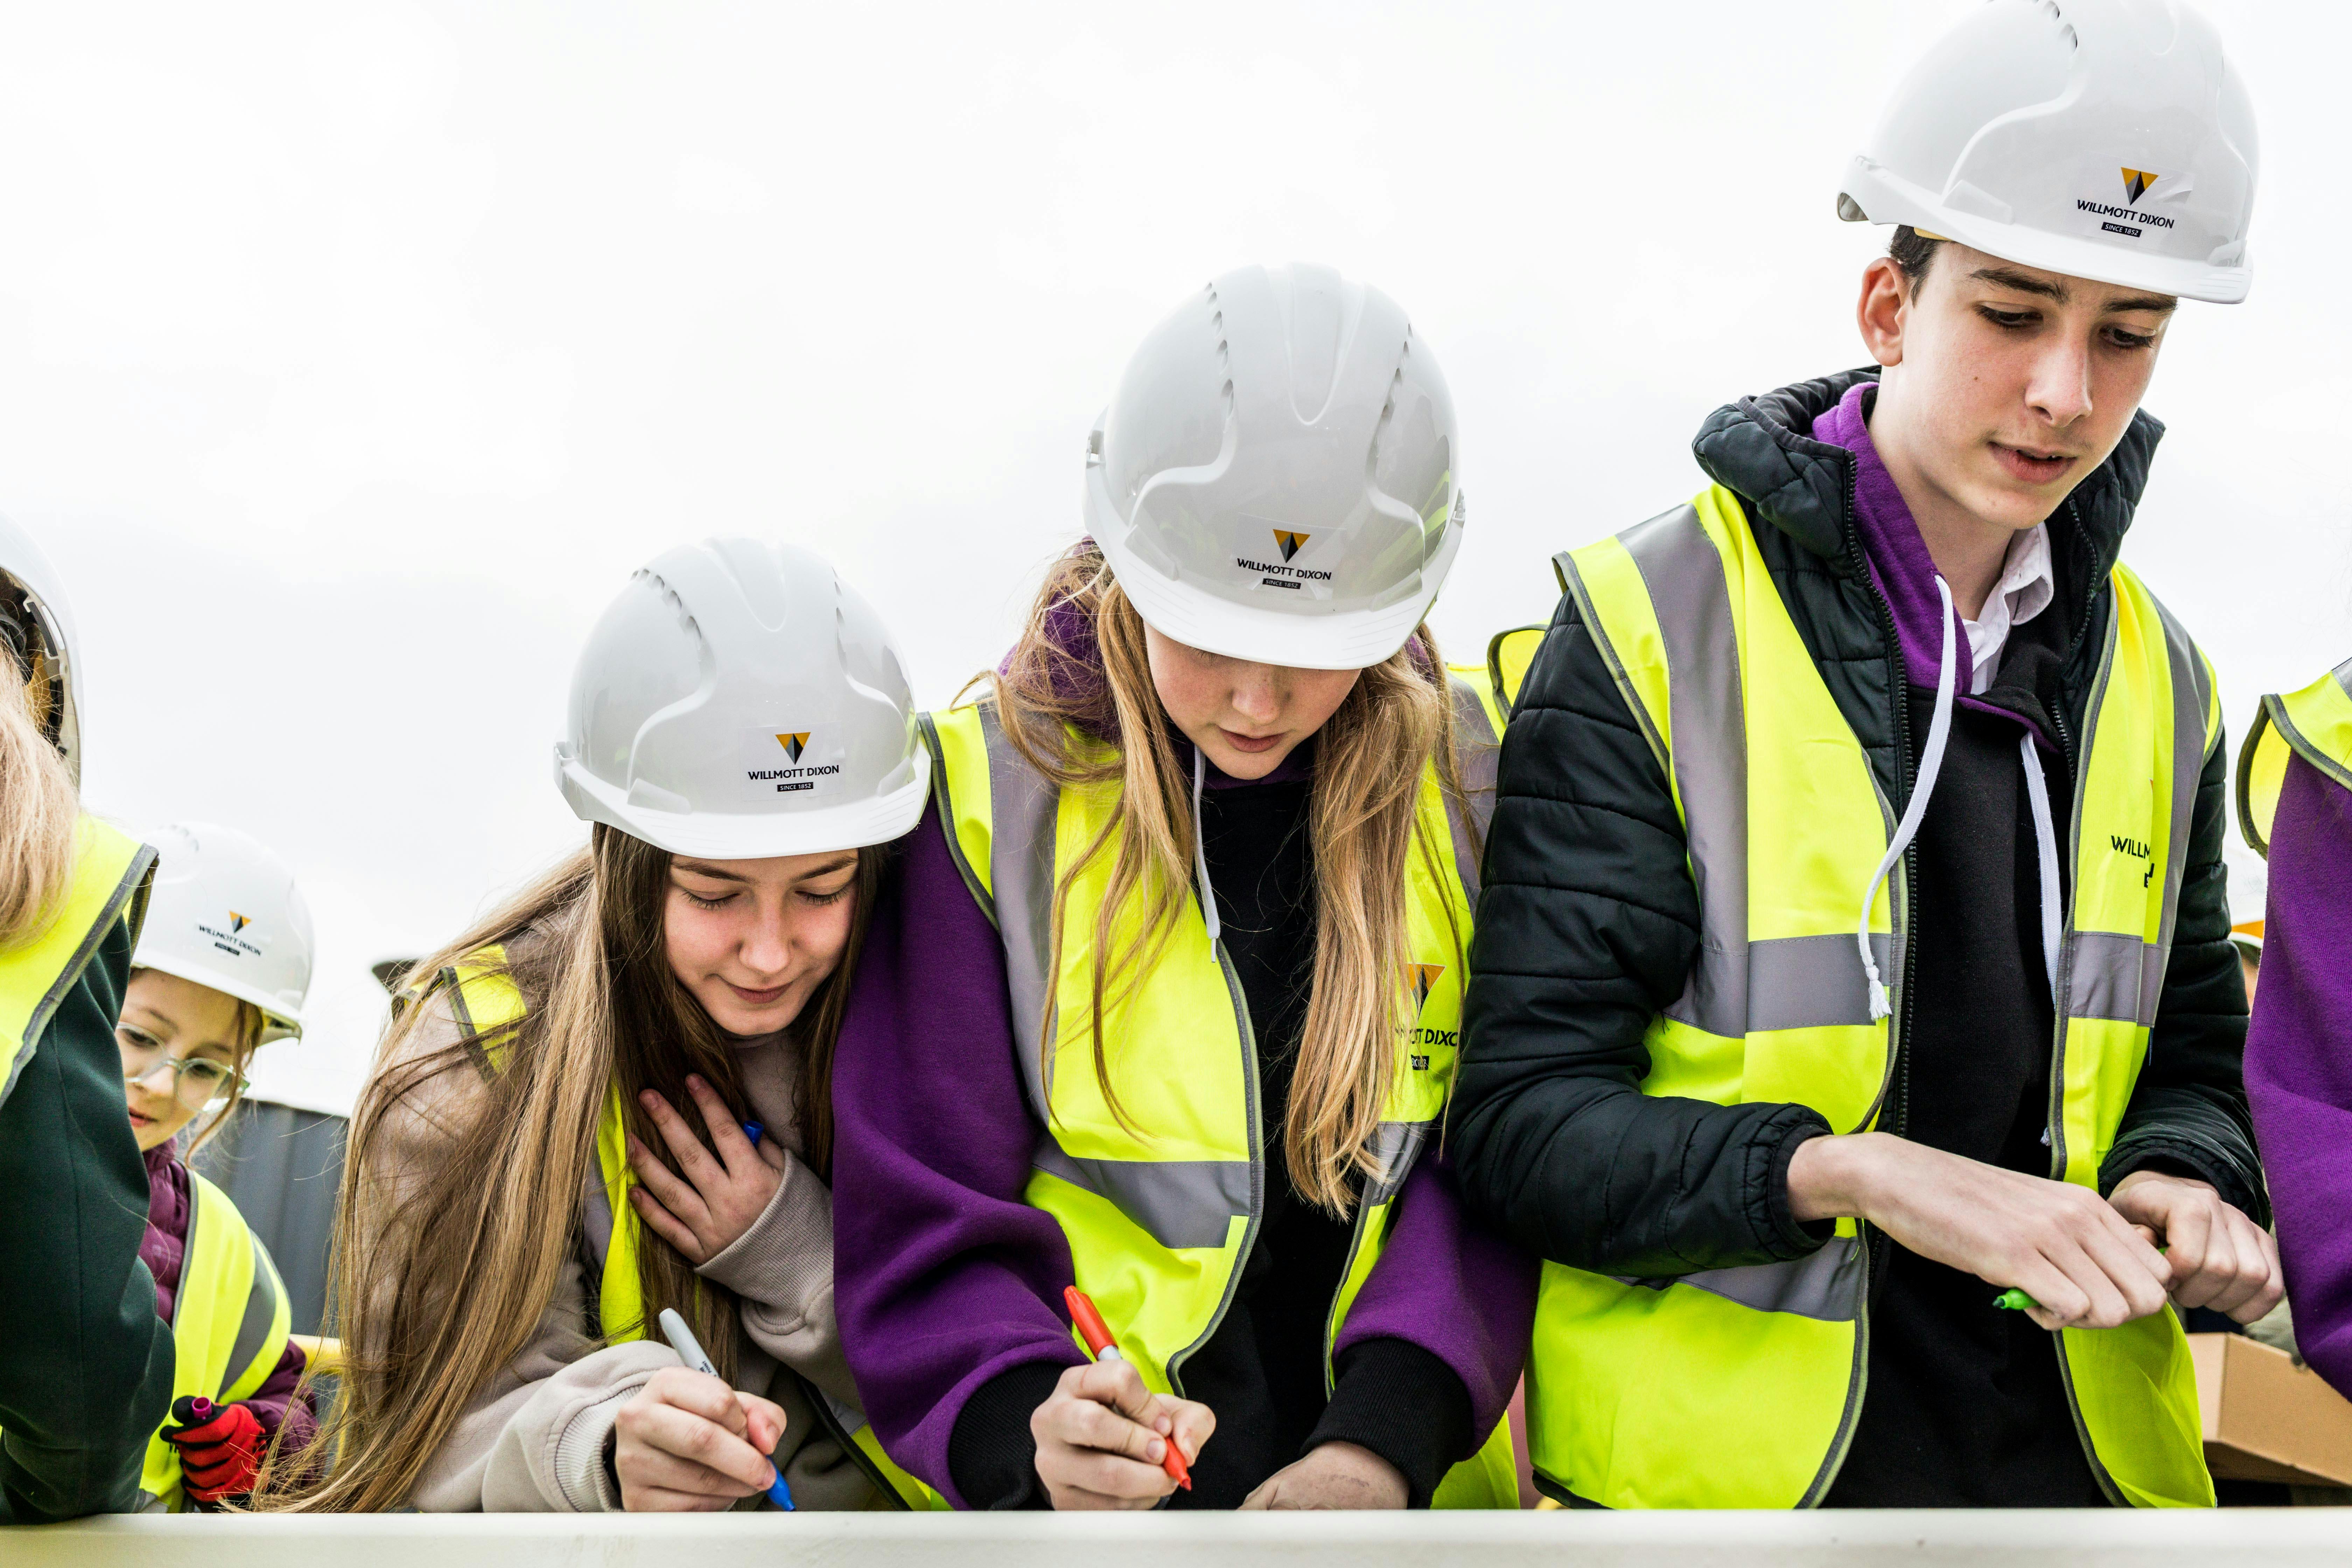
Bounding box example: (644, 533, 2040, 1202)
(695, 1153, 855, 1410)
(411, 1254, 679, 1513)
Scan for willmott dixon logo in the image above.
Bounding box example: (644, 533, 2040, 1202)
(2076, 167, 2174, 237)
(1404, 962, 1452, 1068)
(197, 911, 264, 959)
(747, 729, 840, 792)
(1235, 525, 1334, 590)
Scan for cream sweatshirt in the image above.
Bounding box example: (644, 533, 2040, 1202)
(368, 978, 881, 1512)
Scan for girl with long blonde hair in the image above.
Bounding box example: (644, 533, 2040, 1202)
(259, 540, 932, 1513)
(831, 266, 1536, 1512)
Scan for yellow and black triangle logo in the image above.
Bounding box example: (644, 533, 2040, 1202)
(229, 911, 250, 934)
(776, 732, 810, 763)
(1272, 529, 1311, 563)
(1408, 962, 1446, 1011)
(2120, 167, 2157, 204)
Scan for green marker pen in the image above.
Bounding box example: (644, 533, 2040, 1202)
(1995, 1247, 2164, 1313)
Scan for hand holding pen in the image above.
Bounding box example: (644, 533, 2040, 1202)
(608, 1306, 793, 1512)
(1028, 1286, 1213, 1511)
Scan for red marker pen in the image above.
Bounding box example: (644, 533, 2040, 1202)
(1064, 1286, 1192, 1490)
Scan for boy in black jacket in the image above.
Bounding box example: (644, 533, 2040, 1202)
(1457, 0, 2277, 1508)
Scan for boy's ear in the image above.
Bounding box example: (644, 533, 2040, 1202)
(1856, 257, 1912, 371)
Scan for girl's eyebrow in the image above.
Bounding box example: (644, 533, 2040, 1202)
(671, 860, 750, 883)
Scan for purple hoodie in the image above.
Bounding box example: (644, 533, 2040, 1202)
(1811, 382, 2057, 751)
(2245, 752, 2352, 1395)
(830, 652, 1535, 1506)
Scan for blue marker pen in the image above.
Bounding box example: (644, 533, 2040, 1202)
(657, 1306, 793, 1511)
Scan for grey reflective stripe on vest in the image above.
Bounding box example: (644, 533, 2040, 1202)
(2065, 594, 2214, 1028)
(1031, 1143, 1251, 1251)
(1566, 506, 1896, 1041)
(1362, 1119, 1434, 1210)
(1750, 933, 1893, 1032)
(1620, 507, 1751, 1040)
(975, 701, 1064, 1114)
(1447, 676, 1499, 911)
(582, 1166, 615, 1275)
(226, 1237, 288, 1391)
(1617, 1235, 1865, 1324)
(960, 702, 1252, 1253)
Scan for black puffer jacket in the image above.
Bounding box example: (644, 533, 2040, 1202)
(1454, 370, 2263, 1279)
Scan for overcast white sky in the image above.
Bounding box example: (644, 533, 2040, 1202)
(2, 1, 2337, 1112)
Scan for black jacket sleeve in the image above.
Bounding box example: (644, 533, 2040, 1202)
(2100, 729, 2268, 1223)
(1452, 593, 1830, 1276)
(0, 922, 175, 1522)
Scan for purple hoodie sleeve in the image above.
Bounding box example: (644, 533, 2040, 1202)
(1331, 1151, 1535, 1441)
(2246, 752, 2352, 1398)
(831, 802, 1083, 1506)
(238, 1341, 315, 1449)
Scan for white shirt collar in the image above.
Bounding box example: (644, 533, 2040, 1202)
(1961, 524, 2055, 695)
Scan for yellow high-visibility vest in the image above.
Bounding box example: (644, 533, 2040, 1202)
(1527, 489, 2219, 1508)
(2238, 657, 2352, 855)
(913, 662, 1523, 1508)
(140, 1173, 293, 1511)
(0, 815, 152, 1109)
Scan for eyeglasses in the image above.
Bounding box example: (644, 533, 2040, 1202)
(118, 1026, 246, 1108)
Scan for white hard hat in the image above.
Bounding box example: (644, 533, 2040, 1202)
(1837, 0, 2258, 304)
(0, 513, 86, 784)
(136, 823, 314, 1043)
(553, 539, 929, 860)
(1084, 263, 1463, 671)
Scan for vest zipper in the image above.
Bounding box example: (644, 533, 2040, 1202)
(2041, 602, 2132, 1507)
(1798, 447, 1919, 1506)
(1320, 1166, 1382, 1399)
(1162, 933, 1266, 1412)
(798, 1370, 912, 1510)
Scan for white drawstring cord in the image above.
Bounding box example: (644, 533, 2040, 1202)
(1191, 743, 1221, 944)
(1857, 576, 1958, 1022)
(2020, 730, 2063, 1009)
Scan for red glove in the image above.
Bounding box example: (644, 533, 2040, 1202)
(163, 1400, 267, 1504)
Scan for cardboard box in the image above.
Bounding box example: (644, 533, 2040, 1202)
(2190, 1330, 2352, 1486)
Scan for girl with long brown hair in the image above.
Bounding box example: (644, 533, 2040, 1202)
(263, 540, 932, 1513)
(831, 266, 1536, 1512)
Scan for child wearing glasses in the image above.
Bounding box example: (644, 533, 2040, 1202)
(117, 822, 316, 1510)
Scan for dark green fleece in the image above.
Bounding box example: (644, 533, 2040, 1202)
(0, 919, 175, 1521)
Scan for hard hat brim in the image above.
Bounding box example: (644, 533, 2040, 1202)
(558, 748, 932, 862)
(1093, 523, 1452, 672)
(1839, 160, 2250, 305)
